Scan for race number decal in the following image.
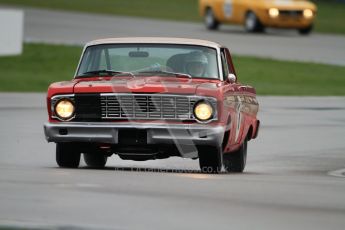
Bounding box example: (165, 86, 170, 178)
(235, 95, 243, 143)
(224, 0, 233, 18)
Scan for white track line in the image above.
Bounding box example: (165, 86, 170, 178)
(328, 167, 345, 178)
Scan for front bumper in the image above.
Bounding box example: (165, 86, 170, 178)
(44, 122, 225, 147)
(259, 10, 314, 28)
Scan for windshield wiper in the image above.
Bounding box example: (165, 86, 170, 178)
(137, 70, 192, 79)
(78, 70, 134, 77)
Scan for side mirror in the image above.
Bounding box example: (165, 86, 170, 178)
(227, 73, 237, 83)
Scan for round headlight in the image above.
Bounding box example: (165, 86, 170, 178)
(55, 99, 75, 120)
(194, 101, 214, 122)
(303, 9, 313, 18)
(268, 8, 279, 18)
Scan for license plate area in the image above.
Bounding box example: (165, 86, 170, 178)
(118, 129, 147, 145)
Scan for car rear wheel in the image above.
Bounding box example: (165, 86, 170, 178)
(298, 25, 313, 35)
(84, 153, 107, 168)
(56, 143, 81, 168)
(223, 138, 248, 173)
(204, 8, 219, 30)
(198, 146, 222, 173)
(245, 11, 264, 33)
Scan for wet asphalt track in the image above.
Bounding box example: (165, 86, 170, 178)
(0, 93, 345, 230)
(3, 7, 343, 66)
(1, 6, 345, 229)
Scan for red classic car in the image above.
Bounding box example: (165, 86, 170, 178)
(44, 37, 260, 173)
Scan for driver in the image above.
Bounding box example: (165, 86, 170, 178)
(184, 51, 208, 77)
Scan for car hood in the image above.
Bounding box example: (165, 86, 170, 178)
(72, 76, 222, 97)
(263, 0, 316, 10)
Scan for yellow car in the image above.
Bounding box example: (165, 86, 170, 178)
(199, 0, 317, 35)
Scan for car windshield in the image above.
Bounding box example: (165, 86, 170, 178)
(76, 44, 220, 79)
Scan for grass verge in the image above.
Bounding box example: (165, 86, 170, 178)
(0, 44, 82, 92)
(0, 43, 344, 95)
(0, 0, 198, 22)
(0, 0, 345, 35)
(314, 0, 345, 35)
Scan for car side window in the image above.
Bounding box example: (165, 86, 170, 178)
(221, 49, 230, 79)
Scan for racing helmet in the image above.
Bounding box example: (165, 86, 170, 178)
(184, 51, 208, 77)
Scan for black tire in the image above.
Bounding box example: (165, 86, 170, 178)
(204, 8, 219, 30)
(198, 146, 222, 173)
(223, 138, 247, 173)
(298, 25, 313, 35)
(244, 11, 264, 33)
(56, 143, 81, 168)
(84, 153, 107, 168)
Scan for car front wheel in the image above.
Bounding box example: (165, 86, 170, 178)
(204, 8, 219, 30)
(84, 153, 107, 168)
(198, 146, 222, 173)
(56, 143, 81, 168)
(245, 11, 264, 33)
(223, 138, 248, 173)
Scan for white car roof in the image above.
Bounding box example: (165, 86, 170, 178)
(85, 37, 223, 49)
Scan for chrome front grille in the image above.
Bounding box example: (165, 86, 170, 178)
(100, 94, 213, 120)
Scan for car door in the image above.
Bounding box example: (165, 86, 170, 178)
(220, 0, 248, 23)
